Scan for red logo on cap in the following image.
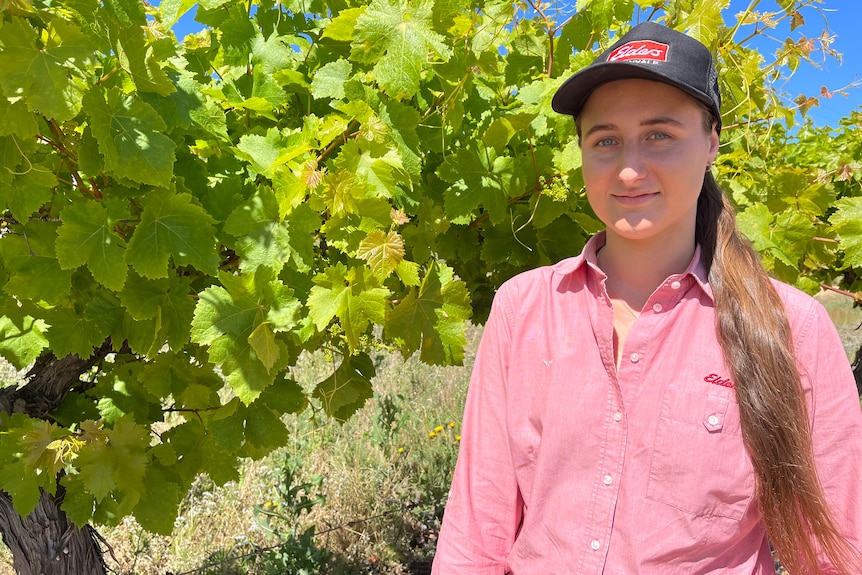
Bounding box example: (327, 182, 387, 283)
(608, 41, 669, 62)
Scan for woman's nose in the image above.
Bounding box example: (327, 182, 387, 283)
(617, 146, 646, 183)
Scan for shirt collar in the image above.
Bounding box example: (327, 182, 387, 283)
(551, 231, 713, 301)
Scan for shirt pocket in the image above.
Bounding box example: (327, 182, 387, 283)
(646, 389, 755, 520)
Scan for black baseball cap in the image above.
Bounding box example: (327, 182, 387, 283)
(551, 22, 722, 133)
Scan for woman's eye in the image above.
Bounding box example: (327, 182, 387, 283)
(648, 132, 671, 141)
(595, 137, 616, 147)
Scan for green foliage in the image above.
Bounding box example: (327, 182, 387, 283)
(0, 0, 859, 545)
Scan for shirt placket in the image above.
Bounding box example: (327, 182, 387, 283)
(579, 277, 684, 573)
(578, 386, 628, 573)
(577, 279, 630, 573)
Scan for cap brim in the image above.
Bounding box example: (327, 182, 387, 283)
(552, 61, 716, 119)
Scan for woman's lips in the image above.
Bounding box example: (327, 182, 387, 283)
(613, 191, 659, 206)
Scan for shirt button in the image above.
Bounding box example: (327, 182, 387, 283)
(603, 475, 613, 485)
(652, 303, 662, 313)
(630, 352, 639, 363)
(708, 415, 720, 426)
(670, 280, 681, 290)
(613, 412, 623, 422)
(591, 540, 601, 551)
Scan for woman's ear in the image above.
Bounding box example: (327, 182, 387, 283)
(708, 120, 720, 162)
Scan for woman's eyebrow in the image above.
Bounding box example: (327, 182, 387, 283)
(641, 116, 686, 128)
(583, 116, 687, 138)
(583, 123, 617, 138)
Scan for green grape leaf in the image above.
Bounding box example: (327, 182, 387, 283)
(385, 262, 471, 365)
(536, 216, 589, 263)
(234, 128, 288, 177)
(353, 0, 452, 100)
(133, 463, 182, 535)
(482, 220, 537, 267)
(159, 0, 198, 27)
(249, 33, 300, 111)
(119, 273, 195, 350)
(247, 322, 280, 372)
(0, 316, 49, 370)
(93, 364, 163, 424)
(125, 190, 219, 278)
(3, 166, 56, 224)
(311, 59, 352, 100)
(191, 268, 301, 404)
(322, 6, 364, 41)
(59, 473, 97, 526)
(103, 0, 147, 26)
(164, 419, 240, 487)
(438, 147, 516, 225)
(56, 201, 128, 291)
(313, 352, 375, 421)
(84, 87, 176, 188)
(257, 377, 308, 415)
(75, 442, 117, 502)
(484, 118, 516, 154)
(379, 100, 422, 179)
(241, 400, 289, 456)
(579, 0, 631, 33)
(18, 419, 68, 479)
(284, 203, 320, 273)
(0, 415, 51, 515)
(0, 97, 38, 138)
(74, 417, 149, 502)
(830, 197, 862, 268)
(683, 1, 724, 46)
(223, 187, 292, 274)
(736, 202, 799, 269)
(357, 230, 405, 280)
(51, 391, 102, 428)
(335, 140, 407, 200)
(207, 399, 244, 454)
(44, 306, 107, 359)
(110, 24, 176, 96)
(0, 460, 42, 516)
(395, 259, 421, 287)
(0, 17, 92, 121)
(0, 223, 73, 305)
(307, 263, 390, 351)
(772, 210, 816, 271)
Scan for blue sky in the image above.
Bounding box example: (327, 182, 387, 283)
(725, 0, 861, 127)
(163, 0, 860, 128)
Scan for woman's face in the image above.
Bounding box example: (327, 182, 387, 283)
(578, 78, 719, 246)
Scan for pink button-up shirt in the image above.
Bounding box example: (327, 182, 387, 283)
(432, 233, 862, 574)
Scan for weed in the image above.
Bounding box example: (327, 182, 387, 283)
(252, 449, 331, 574)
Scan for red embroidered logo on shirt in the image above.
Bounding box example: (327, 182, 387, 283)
(608, 41, 670, 63)
(704, 373, 734, 389)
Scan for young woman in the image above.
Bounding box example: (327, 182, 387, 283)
(431, 22, 862, 574)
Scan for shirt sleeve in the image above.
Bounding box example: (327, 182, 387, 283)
(431, 282, 523, 575)
(800, 299, 862, 571)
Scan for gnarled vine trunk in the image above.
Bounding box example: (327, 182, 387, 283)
(0, 343, 113, 575)
(0, 482, 106, 575)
